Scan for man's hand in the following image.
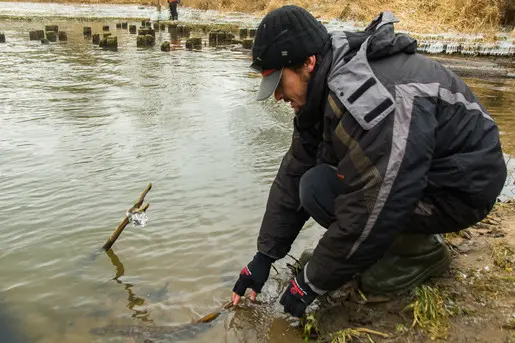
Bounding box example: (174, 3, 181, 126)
(232, 252, 274, 305)
(280, 270, 318, 317)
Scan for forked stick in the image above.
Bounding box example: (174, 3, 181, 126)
(102, 183, 152, 251)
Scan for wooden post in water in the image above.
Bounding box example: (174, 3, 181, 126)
(58, 31, 67, 41)
(46, 31, 57, 42)
(92, 33, 100, 45)
(102, 183, 152, 251)
(83, 27, 92, 37)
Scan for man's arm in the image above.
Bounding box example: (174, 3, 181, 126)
(257, 117, 321, 260)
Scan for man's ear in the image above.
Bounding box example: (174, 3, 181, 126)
(305, 55, 317, 73)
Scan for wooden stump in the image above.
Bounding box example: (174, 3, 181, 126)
(45, 25, 58, 32)
(168, 23, 177, 35)
(29, 31, 39, 40)
(182, 26, 191, 38)
(242, 38, 253, 49)
(145, 34, 155, 46)
(99, 36, 118, 50)
(116, 23, 122, 29)
(35, 30, 45, 40)
(161, 41, 171, 51)
(145, 21, 152, 28)
(136, 34, 145, 47)
(249, 28, 257, 38)
(129, 25, 137, 34)
(153, 22, 159, 30)
(160, 23, 166, 31)
(92, 33, 100, 45)
(122, 22, 128, 29)
(137, 34, 155, 47)
(83, 27, 92, 37)
(185, 37, 202, 50)
(102, 25, 109, 32)
(209, 31, 235, 46)
(239, 28, 247, 39)
(58, 31, 67, 41)
(46, 31, 57, 42)
(138, 28, 155, 37)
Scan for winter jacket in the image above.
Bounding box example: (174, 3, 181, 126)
(257, 12, 507, 292)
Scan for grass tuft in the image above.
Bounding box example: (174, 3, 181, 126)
(330, 327, 388, 343)
(301, 313, 320, 342)
(403, 284, 453, 340)
(490, 240, 515, 272)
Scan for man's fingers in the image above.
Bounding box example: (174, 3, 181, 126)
(250, 290, 257, 301)
(232, 293, 241, 306)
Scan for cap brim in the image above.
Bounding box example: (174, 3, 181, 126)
(256, 69, 283, 101)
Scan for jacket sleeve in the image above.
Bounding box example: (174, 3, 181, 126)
(305, 91, 437, 292)
(257, 118, 321, 260)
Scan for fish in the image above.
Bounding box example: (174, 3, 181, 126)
(90, 321, 213, 342)
(144, 281, 169, 302)
(90, 302, 233, 342)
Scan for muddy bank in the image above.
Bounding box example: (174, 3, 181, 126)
(299, 203, 515, 342)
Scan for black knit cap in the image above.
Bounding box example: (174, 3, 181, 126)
(251, 5, 329, 72)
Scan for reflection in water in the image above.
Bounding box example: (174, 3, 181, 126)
(105, 248, 153, 324)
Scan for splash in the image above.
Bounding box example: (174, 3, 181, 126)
(126, 210, 148, 227)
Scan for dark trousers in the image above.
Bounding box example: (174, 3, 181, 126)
(299, 164, 497, 234)
(169, 2, 178, 20)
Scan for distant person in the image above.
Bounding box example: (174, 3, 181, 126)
(231, 5, 507, 318)
(168, 0, 180, 21)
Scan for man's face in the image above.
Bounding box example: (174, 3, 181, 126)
(273, 56, 316, 113)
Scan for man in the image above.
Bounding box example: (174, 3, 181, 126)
(232, 5, 507, 318)
(168, 0, 179, 21)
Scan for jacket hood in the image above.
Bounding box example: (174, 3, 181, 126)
(364, 12, 417, 60)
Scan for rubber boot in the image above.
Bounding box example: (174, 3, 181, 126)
(360, 233, 451, 295)
(298, 249, 314, 270)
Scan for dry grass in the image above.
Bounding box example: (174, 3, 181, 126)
(329, 327, 388, 343)
(180, 0, 512, 34)
(490, 240, 515, 272)
(403, 284, 453, 340)
(1, 0, 512, 34)
(301, 313, 320, 341)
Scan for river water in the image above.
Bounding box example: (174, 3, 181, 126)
(0, 3, 514, 343)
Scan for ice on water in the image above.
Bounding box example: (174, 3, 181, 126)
(126, 211, 148, 227)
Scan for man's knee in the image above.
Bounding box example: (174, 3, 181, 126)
(299, 164, 338, 227)
(299, 167, 317, 212)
